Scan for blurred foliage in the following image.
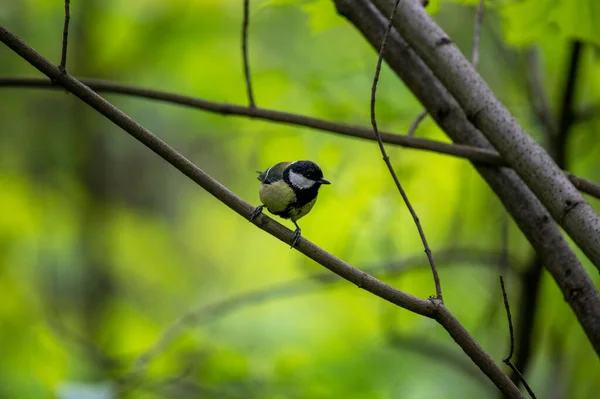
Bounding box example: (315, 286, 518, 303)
(1, 0, 599, 398)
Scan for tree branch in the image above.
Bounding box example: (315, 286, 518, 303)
(0, 24, 522, 398)
(376, 0, 600, 272)
(334, 0, 600, 356)
(1, 76, 599, 200)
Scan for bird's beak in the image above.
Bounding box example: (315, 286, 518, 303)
(319, 177, 331, 185)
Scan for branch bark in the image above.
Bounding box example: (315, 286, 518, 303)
(0, 24, 523, 398)
(333, 0, 600, 356)
(374, 0, 600, 271)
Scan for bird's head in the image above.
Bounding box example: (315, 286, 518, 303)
(285, 160, 331, 190)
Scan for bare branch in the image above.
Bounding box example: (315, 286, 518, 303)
(242, 0, 255, 107)
(472, 0, 484, 69)
(1, 76, 600, 200)
(371, 0, 442, 301)
(59, 0, 70, 73)
(500, 276, 537, 399)
(0, 24, 522, 398)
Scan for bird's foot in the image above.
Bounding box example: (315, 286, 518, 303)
(291, 228, 301, 248)
(250, 205, 264, 221)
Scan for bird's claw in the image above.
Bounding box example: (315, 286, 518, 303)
(291, 228, 301, 248)
(250, 205, 264, 221)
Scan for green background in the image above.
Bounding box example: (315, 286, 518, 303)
(1, 0, 599, 397)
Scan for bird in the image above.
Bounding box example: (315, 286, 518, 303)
(250, 160, 330, 247)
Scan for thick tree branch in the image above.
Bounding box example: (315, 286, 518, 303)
(375, 0, 600, 271)
(0, 25, 522, 398)
(334, 0, 600, 356)
(1, 76, 599, 200)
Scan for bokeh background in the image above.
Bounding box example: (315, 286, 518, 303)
(1, 0, 599, 398)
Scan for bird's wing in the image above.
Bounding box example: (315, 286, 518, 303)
(257, 162, 291, 184)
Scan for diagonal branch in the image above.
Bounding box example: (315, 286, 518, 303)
(370, 0, 442, 301)
(376, 0, 600, 272)
(1, 76, 599, 200)
(0, 24, 523, 398)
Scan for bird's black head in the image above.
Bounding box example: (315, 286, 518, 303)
(284, 160, 331, 190)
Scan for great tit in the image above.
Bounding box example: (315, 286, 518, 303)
(250, 160, 330, 247)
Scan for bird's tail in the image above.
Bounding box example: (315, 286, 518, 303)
(256, 170, 265, 182)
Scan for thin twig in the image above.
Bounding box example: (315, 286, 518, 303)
(500, 276, 537, 399)
(59, 0, 70, 72)
(242, 0, 255, 107)
(371, 0, 442, 301)
(1, 76, 599, 200)
(500, 276, 515, 361)
(407, 109, 427, 136)
(471, 0, 484, 69)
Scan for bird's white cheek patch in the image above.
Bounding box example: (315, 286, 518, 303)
(289, 171, 316, 189)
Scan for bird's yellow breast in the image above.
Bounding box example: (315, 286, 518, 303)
(259, 180, 296, 215)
